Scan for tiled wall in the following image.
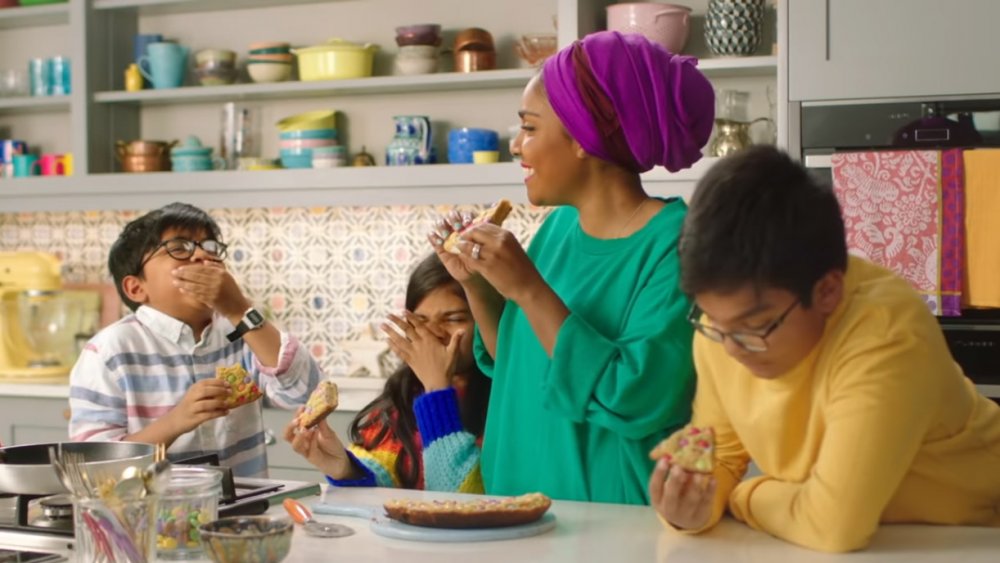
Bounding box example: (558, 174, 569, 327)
(0, 204, 549, 378)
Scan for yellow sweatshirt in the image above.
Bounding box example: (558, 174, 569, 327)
(688, 257, 1000, 552)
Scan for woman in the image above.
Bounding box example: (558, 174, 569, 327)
(428, 31, 715, 504)
(284, 253, 490, 492)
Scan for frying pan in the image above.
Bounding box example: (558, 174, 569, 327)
(0, 441, 155, 495)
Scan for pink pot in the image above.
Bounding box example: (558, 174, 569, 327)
(606, 3, 692, 54)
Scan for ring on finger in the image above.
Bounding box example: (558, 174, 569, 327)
(471, 243, 482, 260)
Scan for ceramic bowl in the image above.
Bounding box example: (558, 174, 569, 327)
(199, 516, 293, 563)
(395, 56, 438, 75)
(276, 110, 336, 132)
(395, 23, 442, 46)
(278, 128, 337, 140)
(247, 53, 294, 63)
(278, 138, 337, 150)
(195, 49, 237, 66)
(194, 67, 238, 86)
(247, 61, 292, 83)
(515, 34, 558, 66)
(248, 41, 290, 52)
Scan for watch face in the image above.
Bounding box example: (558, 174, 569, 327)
(247, 309, 265, 326)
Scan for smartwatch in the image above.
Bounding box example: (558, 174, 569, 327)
(227, 307, 266, 342)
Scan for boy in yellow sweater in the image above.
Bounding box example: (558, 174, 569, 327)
(650, 146, 1000, 552)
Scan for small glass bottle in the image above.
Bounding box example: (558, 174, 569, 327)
(156, 466, 223, 560)
(125, 63, 143, 92)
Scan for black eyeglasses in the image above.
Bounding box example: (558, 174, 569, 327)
(138, 238, 228, 272)
(687, 299, 800, 353)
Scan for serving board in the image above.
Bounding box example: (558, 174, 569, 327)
(311, 502, 557, 543)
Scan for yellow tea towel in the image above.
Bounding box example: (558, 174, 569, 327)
(961, 149, 1000, 308)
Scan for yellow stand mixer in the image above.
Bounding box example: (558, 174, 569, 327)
(0, 252, 73, 382)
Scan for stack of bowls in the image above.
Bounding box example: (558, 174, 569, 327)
(395, 24, 441, 76)
(247, 41, 292, 83)
(311, 145, 347, 168)
(171, 135, 223, 172)
(194, 49, 238, 86)
(276, 110, 337, 169)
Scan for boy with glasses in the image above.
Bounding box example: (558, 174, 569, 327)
(650, 146, 1000, 551)
(70, 202, 321, 477)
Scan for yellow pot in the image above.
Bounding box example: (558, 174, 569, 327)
(293, 38, 378, 81)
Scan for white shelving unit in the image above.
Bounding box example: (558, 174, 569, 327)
(0, 95, 70, 114)
(0, 0, 781, 213)
(0, 157, 716, 212)
(0, 2, 69, 29)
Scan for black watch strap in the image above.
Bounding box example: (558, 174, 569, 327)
(226, 308, 265, 342)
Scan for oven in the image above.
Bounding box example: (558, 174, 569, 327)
(791, 95, 1000, 401)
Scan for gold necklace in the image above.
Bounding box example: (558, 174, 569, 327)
(617, 198, 651, 238)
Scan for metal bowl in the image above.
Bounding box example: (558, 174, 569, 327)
(0, 441, 155, 495)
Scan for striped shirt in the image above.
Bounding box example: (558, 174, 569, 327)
(69, 305, 321, 477)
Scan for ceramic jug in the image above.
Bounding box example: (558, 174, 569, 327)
(708, 117, 772, 157)
(386, 115, 433, 165)
(137, 42, 190, 89)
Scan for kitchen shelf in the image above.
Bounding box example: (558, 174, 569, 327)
(94, 69, 538, 106)
(0, 3, 69, 29)
(92, 0, 336, 15)
(696, 55, 778, 78)
(92, 57, 777, 107)
(0, 158, 714, 213)
(0, 95, 70, 114)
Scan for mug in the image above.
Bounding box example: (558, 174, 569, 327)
(28, 58, 50, 96)
(448, 127, 499, 164)
(39, 153, 66, 176)
(49, 56, 71, 95)
(134, 33, 164, 88)
(138, 42, 189, 89)
(0, 139, 27, 163)
(12, 154, 39, 177)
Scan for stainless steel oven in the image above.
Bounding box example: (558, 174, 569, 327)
(791, 95, 1000, 400)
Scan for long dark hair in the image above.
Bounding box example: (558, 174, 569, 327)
(348, 254, 491, 489)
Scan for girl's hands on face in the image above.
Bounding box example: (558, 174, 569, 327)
(382, 311, 459, 392)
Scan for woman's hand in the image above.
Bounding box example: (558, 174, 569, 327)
(648, 459, 717, 531)
(449, 223, 545, 303)
(427, 210, 480, 284)
(283, 407, 358, 480)
(382, 312, 460, 392)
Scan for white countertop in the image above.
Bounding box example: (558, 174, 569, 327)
(7, 486, 999, 562)
(221, 487, 1000, 562)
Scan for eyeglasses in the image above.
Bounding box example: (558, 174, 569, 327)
(138, 238, 228, 272)
(687, 299, 800, 353)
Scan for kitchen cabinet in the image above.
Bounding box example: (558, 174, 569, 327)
(0, 0, 780, 213)
(0, 394, 69, 446)
(788, 0, 1000, 101)
(262, 406, 352, 482)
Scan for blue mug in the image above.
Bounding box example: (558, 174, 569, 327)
(50, 56, 70, 95)
(448, 128, 499, 164)
(12, 154, 40, 177)
(134, 33, 164, 88)
(138, 42, 189, 89)
(28, 58, 50, 96)
(0, 139, 27, 164)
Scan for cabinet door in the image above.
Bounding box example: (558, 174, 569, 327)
(789, 0, 1000, 101)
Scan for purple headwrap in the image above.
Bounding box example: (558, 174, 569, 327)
(542, 31, 715, 173)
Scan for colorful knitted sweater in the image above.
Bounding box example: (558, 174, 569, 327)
(327, 387, 483, 493)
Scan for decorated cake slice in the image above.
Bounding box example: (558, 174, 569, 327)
(649, 425, 715, 473)
(215, 364, 262, 408)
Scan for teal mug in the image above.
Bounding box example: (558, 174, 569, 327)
(12, 154, 40, 177)
(138, 42, 190, 89)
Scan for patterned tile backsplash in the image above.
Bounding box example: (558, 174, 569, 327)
(0, 204, 549, 378)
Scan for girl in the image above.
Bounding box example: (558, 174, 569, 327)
(284, 253, 490, 492)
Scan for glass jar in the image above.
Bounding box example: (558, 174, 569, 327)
(156, 466, 223, 560)
(75, 495, 158, 563)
